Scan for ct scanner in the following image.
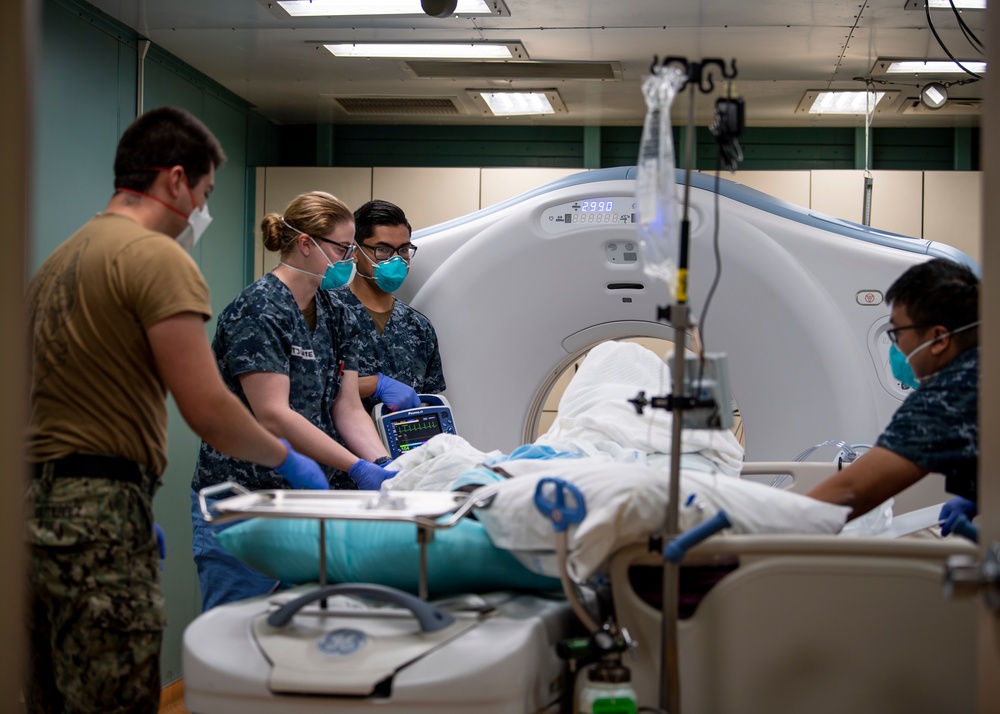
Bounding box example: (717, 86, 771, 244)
(184, 168, 980, 714)
(399, 166, 974, 468)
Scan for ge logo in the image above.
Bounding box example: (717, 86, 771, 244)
(318, 628, 367, 657)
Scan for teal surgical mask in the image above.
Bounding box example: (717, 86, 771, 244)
(888, 344, 920, 390)
(372, 255, 409, 292)
(307, 233, 355, 290)
(278, 233, 356, 290)
(357, 246, 409, 293)
(322, 259, 356, 290)
(888, 320, 980, 390)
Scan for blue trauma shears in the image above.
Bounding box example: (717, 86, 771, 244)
(534, 477, 587, 532)
(533, 477, 598, 631)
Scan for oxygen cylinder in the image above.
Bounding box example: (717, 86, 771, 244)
(578, 662, 637, 714)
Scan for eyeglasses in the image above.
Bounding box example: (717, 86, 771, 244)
(360, 242, 418, 261)
(885, 323, 927, 345)
(313, 235, 357, 261)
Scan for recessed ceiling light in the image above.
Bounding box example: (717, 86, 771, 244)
(276, 0, 508, 17)
(801, 91, 888, 114)
(322, 42, 525, 59)
(885, 60, 987, 74)
(469, 89, 566, 116)
(903, 0, 985, 9)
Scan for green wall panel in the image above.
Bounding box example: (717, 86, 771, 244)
(32, 0, 136, 271)
(871, 127, 955, 170)
(278, 124, 588, 167)
(144, 59, 257, 682)
(264, 123, 984, 172)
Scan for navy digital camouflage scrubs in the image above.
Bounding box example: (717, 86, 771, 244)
(330, 286, 446, 414)
(876, 347, 978, 501)
(190, 274, 363, 609)
(192, 273, 362, 492)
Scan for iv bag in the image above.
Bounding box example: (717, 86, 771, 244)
(636, 65, 686, 297)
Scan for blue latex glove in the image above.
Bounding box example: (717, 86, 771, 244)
(153, 523, 166, 565)
(348, 460, 394, 490)
(939, 496, 977, 536)
(275, 439, 329, 490)
(373, 373, 421, 412)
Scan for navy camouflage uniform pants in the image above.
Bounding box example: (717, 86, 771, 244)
(26, 466, 165, 714)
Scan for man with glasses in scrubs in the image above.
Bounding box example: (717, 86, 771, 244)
(331, 200, 446, 416)
(807, 258, 979, 534)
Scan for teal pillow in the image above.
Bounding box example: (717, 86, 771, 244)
(216, 516, 560, 598)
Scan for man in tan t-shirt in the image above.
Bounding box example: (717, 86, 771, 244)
(25, 107, 326, 714)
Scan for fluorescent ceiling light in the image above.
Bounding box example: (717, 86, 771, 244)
(323, 42, 523, 59)
(277, 0, 506, 16)
(469, 89, 566, 116)
(886, 60, 986, 74)
(480, 92, 552, 115)
(928, 0, 985, 6)
(903, 0, 985, 9)
(807, 91, 886, 114)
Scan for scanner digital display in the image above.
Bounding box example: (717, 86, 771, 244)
(391, 413, 443, 452)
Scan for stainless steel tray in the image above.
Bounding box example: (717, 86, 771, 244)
(198, 482, 497, 600)
(201, 484, 477, 525)
(199, 481, 496, 528)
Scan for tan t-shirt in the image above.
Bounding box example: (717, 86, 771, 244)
(27, 213, 212, 476)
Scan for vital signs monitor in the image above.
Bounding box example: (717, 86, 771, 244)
(373, 394, 457, 459)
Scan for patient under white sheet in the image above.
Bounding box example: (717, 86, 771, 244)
(381, 341, 851, 581)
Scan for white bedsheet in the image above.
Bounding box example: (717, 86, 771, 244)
(536, 341, 744, 474)
(464, 459, 850, 581)
(381, 341, 849, 581)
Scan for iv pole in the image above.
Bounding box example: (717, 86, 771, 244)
(642, 56, 737, 714)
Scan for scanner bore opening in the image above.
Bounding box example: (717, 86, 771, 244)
(524, 337, 744, 448)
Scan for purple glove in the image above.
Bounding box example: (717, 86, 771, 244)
(939, 496, 977, 536)
(348, 460, 394, 490)
(275, 439, 329, 490)
(373, 373, 421, 412)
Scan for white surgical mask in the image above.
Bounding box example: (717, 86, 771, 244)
(175, 203, 212, 251)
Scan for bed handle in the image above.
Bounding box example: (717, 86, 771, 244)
(663, 510, 732, 563)
(198, 481, 253, 522)
(265, 583, 456, 632)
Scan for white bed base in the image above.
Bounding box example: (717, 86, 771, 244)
(610, 534, 977, 713)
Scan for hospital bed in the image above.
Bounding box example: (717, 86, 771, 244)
(184, 169, 979, 712)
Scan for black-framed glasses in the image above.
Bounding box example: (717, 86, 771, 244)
(885, 323, 927, 345)
(313, 235, 357, 261)
(360, 242, 418, 261)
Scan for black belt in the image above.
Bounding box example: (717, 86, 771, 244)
(32, 453, 148, 490)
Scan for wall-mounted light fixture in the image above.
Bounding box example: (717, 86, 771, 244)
(920, 82, 949, 109)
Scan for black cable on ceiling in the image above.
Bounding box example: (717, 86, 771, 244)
(947, 0, 984, 52)
(925, 0, 983, 79)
